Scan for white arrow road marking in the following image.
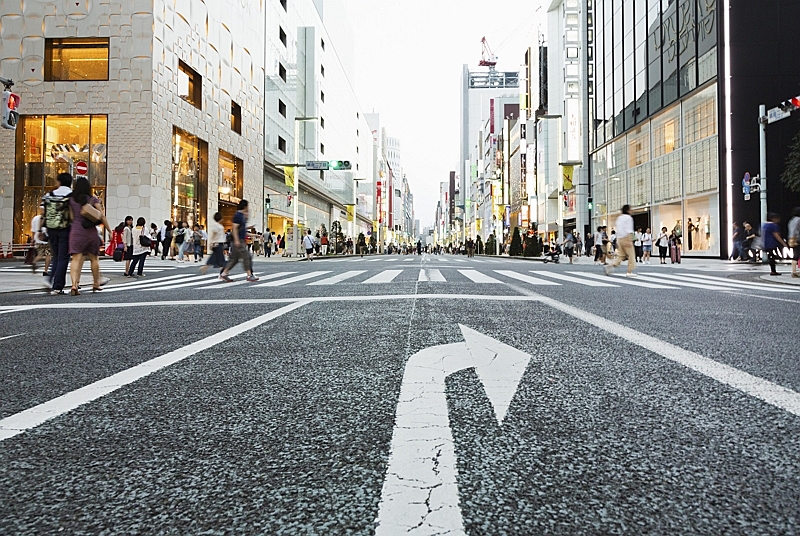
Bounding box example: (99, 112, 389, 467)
(375, 325, 532, 535)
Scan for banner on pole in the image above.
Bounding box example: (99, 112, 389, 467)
(284, 166, 294, 188)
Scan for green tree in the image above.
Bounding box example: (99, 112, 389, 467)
(782, 127, 800, 193)
(509, 227, 523, 256)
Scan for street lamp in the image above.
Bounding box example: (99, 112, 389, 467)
(352, 177, 366, 240)
(292, 116, 317, 257)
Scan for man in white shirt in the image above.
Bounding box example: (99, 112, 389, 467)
(302, 229, 315, 261)
(605, 204, 637, 277)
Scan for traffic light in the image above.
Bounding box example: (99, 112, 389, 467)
(265, 195, 271, 209)
(1, 90, 20, 130)
(587, 197, 593, 211)
(329, 160, 351, 170)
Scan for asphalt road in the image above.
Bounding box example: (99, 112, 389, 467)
(1, 253, 799, 535)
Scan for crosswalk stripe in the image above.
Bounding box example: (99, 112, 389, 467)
(418, 269, 446, 282)
(458, 269, 502, 283)
(104, 273, 218, 292)
(139, 273, 257, 291)
(367, 257, 384, 262)
(103, 273, 187, 289)
(616, 273, 733, 291)
(450, 258, 466, 263)
(307, 270, 366, 285)
(362, 270, 403, 284)
(569, 271, 678, 289)
(191, 272, 277, 290)
(530, 270, 618, 287)
(255, 271, 331, 287)
(403, 258, 416, 262)
(494, 270, 561, 286)
(676, 272, 800, 293)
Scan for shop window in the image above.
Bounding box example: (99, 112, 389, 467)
(279, 63, 287, 82)
(219, 150, 244, 222)
(278, 136, 287, 153)
(279, 99, 286, 117)
(627, 124, 650, 168)
(13, 115, 107, 243)
(172, 127, 208, 228)
(231, 101, 242, 134)
(279, 27, 287, 47)
(178, 60, 202, 109)
(44, 38, 109, 81)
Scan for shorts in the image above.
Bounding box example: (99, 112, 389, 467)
(124, 245, 133, 260)
(35, 243, 51, 256)
(643, 245, 652, 252)
(306, 248, 314, 255)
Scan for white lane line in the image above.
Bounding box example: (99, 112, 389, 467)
(677, 272, 800, 293)
(403, 258, 416, 262)
(307, 270, 366, 285)
(570, 271, 678, 289)
(518, 288, 800, 419)
(197, 271, 295, 289)
(530, 270, 618, 287)
(450, 258, 466, 263)
(0, 333, 26, 342)
(140, 272, 263, 291)
(624, 273, 735, 291)
(494, 270, 561, 286)
(0, 301, 309, 441)
(367, 257, 384, 262)
(458, 269, 503, 283)
(255, 271, 331, 287)
(363, 270, 403, 284)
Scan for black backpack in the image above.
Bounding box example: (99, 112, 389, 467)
(43, 191, 72, 229)
(175, 229, 185, 244)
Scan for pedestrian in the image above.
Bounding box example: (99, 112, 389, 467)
(320, 232, 329, 256)
(175, 221, 189, 262)
(219, 200, 259, 282)
(657, 227, 669, 264)
(634, 227, 643, 263)
(357, 232, 367, 257)
(127, 217, 150, 277)
(30, 204, 51, 275)
(604, 205, 636, 277)
(253, 232, 262, 256)
(564, 230, 575, 264)
(642, 227, 653, 264)
(68, 176, 110, 295)
(279, 234, 286, 256)
(105, 221, 125, 262)
(264, 229, 274, 258)
(731, 222, 743, 261)
(593, 226, 604, 264)
(609, 229, 617, 255)
(742, 222, 757, 262)
(121, 215, 134, 274)
(788, 207, 800, 278)
(42, 173, 74, 294)
(160, 220, 173, 260)
(669, 230, 682, 264)
(303, 229, 315, 261)
(200, 212, 226, 274)
(271, 231, 277, 257)
(575, 232, 582, 257)
(762, 212, 788, 276)
(192, 224, 203, 262)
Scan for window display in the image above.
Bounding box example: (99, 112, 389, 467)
(172, 127, 208, 228)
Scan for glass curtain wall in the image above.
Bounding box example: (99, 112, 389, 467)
(13, 115, 107, 243)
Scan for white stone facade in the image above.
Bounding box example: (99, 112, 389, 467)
(0, 0, 264, 243)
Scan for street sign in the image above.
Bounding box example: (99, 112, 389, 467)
(744, 194, 751, 201)
(306, 161, 329, 171)
(75, 161, 88, 175)
(767, 107, 791, 124)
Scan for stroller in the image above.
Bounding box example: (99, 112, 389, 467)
(543, 244, 561, 264)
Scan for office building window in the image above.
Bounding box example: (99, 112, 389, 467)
(652, 107, 681, 157)
(278, 136, 287, 153)
(279, 99, 287, 117)
(279, 63, 287, 82)
(683, 85, 717, 145)
(280, 0, 287, 9)
(320, 117, 325, 128)
(279, 27, 287, 46)
(178, 60, 202, 109)
(320, 143, 325, 155)
(231, 101, 241, 134)
(320, 91, 325, 102)
(320, 64, 325, 77)
(321, 39, 325, 50)
(44, 38, 109, 81)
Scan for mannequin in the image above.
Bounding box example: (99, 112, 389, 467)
(687, 218, 695, 250)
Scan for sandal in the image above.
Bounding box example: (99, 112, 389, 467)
(70, 288, 80, 296)
(92, 286, 103, 292)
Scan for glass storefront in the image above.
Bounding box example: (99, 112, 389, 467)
(14, 114, 107, 243)
(218, 149, 243, 227)
(172, 127, 208, 228)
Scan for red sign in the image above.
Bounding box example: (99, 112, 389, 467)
(75, 161, 88, 175)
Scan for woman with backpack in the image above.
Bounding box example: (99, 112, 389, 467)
(68, 176, 110, 295)
(127, 217, 150, 277)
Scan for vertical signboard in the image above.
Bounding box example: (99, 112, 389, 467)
(449, 171, 456, 225)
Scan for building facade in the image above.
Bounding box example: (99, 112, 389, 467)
(1, 0, 265, 244)
(590, 0, 800, 258)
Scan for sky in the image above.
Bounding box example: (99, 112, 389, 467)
(345, 0, 541, 228)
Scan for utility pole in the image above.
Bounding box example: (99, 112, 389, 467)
(292, 116, 316, 257)
(758, 104, 768, 227)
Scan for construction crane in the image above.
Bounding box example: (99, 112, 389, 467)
(479, 37, 497, 69)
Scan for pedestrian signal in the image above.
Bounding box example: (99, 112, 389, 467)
(1, 91, 20, 130)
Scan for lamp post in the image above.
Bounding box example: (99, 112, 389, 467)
(352, 177, 366, 241)
(292, 116, 317, 257)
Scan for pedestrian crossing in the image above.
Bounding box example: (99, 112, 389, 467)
(1, 258, 188, 275)
(71, 267, 800, 295)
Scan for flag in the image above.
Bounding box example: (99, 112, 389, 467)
(284, 166, 294, 188)
(347, 205, 355, 222)
(562, 165, 574, 191)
